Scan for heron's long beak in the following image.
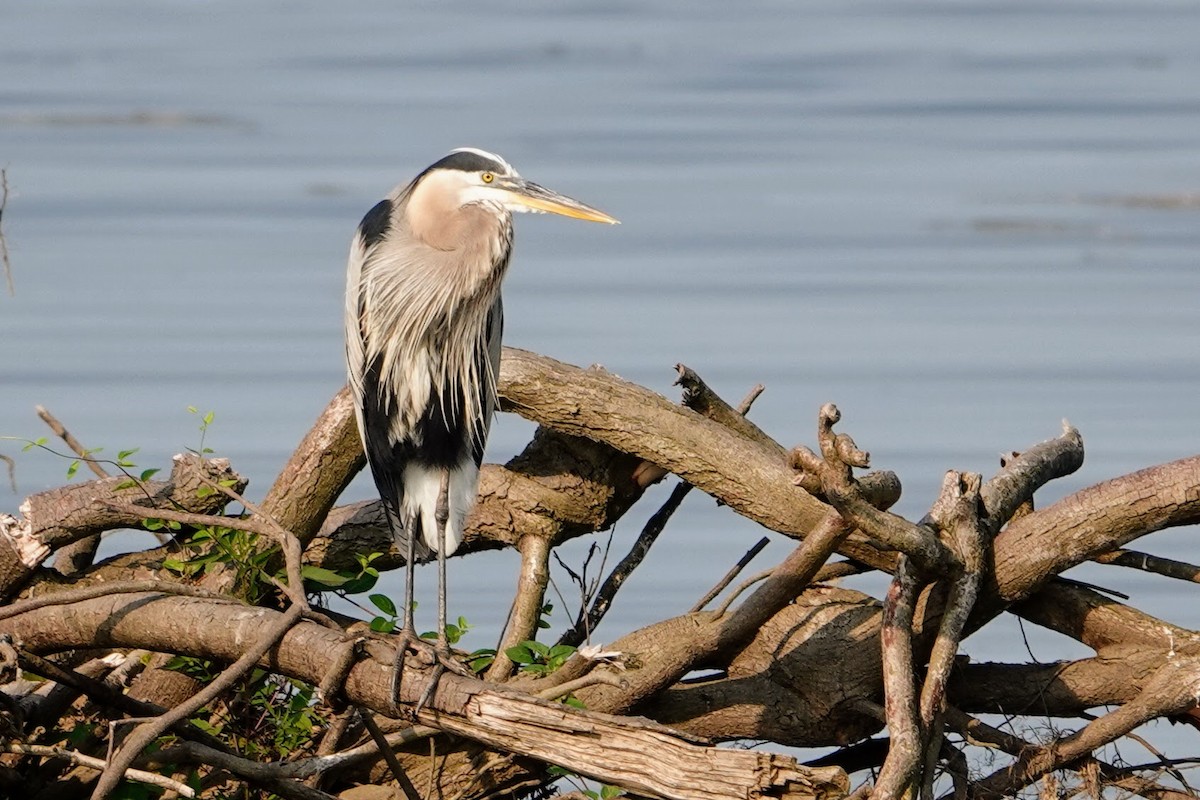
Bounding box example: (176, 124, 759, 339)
(500, 178, 619, 224)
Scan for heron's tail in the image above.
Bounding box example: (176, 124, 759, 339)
(380, 498, 434, 565)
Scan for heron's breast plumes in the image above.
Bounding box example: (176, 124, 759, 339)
(356, 215, 511, 453)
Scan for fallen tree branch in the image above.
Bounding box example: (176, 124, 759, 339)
(3, 592, 848, 800)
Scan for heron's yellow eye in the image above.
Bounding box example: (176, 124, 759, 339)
(481, 172, 494, 184)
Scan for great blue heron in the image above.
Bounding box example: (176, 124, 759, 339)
(344, 147, 617, 682)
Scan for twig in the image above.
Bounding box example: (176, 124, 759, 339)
(722, 511, 852, 636)
(5, 742, 194, 797)
(1, 453, 16, 492)
(36, 405, 108, 479)
(791, 404, 953, 575)
(557, 481, 689, 648)
(978, 421, 1084, 538)
(99, 500, 327, 622)
(35, 403, 171, 565)
(712, 568, 772, 616)
(535, 671, 625, 700)
(1, 168, 12, 296)
(690, 536, 769, 612)
(276, 723, 439, 779)
(204, 477, 309, 609)
(919, 473, 986, 725)
(360, 708, 423, 800)
(971, 655, 1200, 798)
(148, 740, 340, 800)
(1093, 548, 1200, 584)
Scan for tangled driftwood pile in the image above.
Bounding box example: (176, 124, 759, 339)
(2, 348, 1199, 800)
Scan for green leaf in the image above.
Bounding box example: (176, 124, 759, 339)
(369, 593, 397, 616)
(114, 479, 135, 490)
(143, 518, 164, 531)
(505, 643, 535, 664)
(338, 573, 379, 595)
(370, 617, 397, 633)
(117, 448, 139, 461)
(467, 648, 496, 673)
(563, 695, 586, 710)
(195, 485, 214, 499)
(66, 460, 79, 479)
(187, 405, 198, 414)
(527, 640, 550, 658)
(549, 644, 576, 660)
(203, 411, 215, 426)
(300, 565, 350, 588)
(601, 786, 624, 799)
(163, 558, 186, 573)
(139, 468, 160, 481)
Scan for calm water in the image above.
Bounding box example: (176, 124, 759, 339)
(3, 0, 1200, 756)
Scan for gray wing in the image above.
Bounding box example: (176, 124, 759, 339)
(472, 294, 504, 466)
(344, 196, 433, 562)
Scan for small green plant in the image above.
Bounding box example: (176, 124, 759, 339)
(368, 592, 401, 633)
(422, 615, 472, 645)
(186, 405, 216, 455)
(504, 640, 576, 675)
(5, 436, 159, 487)
(536, 601, 554, 630)
(163, 526, 275, 603)
(466, 647, 497, 674)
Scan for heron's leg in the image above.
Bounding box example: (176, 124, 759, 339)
(403, 510, 417, 634)
(390, 510, 422, 714)
(435, 468, 451, 654)
(418, 469, 465, 712)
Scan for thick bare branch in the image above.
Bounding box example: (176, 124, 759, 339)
(499, 349, 900, 558)
(977, 421, 1084, 537)
(990, 454, 1200, 605)
(258, 386, 365, 547)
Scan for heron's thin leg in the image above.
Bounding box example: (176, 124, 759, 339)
(434, 468, 451, 654)
(390, 510, 419, 714)
(404, 511, 417, 633)
(417, 470, 452, 712)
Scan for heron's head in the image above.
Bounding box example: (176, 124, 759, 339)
(408, 147, 618, 226)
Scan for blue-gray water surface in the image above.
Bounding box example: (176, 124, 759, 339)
(2, 0, 1199, 766)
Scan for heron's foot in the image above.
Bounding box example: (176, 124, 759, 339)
(414, 645, 474, 712)
(392, 633, 473, 714)
(388, 627, 432, 717)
